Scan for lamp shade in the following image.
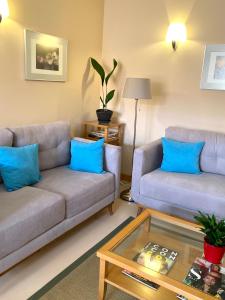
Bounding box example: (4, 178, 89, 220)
(123, 78, 151, 100)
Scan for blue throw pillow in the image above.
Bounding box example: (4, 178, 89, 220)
(70, 138, 104, 174)
(0, 144, 41, 191)
(160, 138, 205, 174)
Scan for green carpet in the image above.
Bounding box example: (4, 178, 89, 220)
(29, 217, 135, 300)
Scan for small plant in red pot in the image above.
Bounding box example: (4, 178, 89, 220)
(194, 212, 225, 264)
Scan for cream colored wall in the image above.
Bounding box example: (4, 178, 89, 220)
(103, 0, 225, 174)
(0, 0, 104, 134)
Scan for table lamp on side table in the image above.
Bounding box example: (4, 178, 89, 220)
(120, 77, 152, 202)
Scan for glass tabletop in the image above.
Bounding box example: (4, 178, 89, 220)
(112, 213, 204, 285)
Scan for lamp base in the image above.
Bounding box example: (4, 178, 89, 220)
(120, 188, 134, 202)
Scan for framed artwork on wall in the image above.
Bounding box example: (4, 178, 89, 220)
(24, 29, 68, 82)
(201, 44, 225, 90)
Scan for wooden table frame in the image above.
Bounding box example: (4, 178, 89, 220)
(97, 208, 216, 300)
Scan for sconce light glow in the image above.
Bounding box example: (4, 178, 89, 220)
(166, 23, 187, 51)
(0, 0, 9, 23)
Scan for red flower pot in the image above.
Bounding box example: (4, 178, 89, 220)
(204, 238, 225, 264)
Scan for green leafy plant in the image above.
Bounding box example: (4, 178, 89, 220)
(194, 211, 225, 247)
(90, 57, 118, 109)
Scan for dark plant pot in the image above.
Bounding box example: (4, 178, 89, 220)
(204, 238, 225, 264)
(96, 109, 113, 124)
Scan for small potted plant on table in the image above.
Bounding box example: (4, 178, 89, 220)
(90, 57, 118, 124)
(194, 212, 225, 264)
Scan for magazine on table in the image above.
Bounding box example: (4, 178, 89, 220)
(133, 241, 178, 275)
(122, 241, 178, 290)
(122, 269, 160, 290)
(88, 129, 118, 138)
(180, 257, 225, 300)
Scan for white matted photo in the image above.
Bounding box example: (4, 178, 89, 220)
(24, 29, 68, 82)
(201, 44, 225, 90)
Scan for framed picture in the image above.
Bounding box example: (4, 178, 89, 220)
(24, 29, 68, 82)
(201, 44, 225, 90)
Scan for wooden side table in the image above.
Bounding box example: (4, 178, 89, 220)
(83, 120, 124, 146)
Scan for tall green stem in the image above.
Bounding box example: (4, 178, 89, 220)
(105, 83, 108, 109)
(102, 84, 105, 108)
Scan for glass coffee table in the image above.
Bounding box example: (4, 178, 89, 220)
(97, 208, 221, 300)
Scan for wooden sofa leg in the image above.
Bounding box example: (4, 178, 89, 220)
(108, 203, 114, 216)
(137, 206, 144, 216)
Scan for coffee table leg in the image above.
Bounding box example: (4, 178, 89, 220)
(99, 259, 108, 300)
(144, 216, 151, 232)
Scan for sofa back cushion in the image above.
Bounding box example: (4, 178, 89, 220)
(0, 128, 13, 182)
(165, 126, 225, 175)
(9, 121, 71, 171)
(0, 128, 13, 147)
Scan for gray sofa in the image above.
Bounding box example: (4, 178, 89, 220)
(0, 121, 121, 274)
(131, 126, 225, 220)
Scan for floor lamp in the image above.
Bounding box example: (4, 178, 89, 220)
(120, 78, 152, 202)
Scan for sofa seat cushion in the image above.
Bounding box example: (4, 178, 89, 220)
(140, 169, 225, 217)
(35, 166, 115, 218)
(0, 186, 65, 259)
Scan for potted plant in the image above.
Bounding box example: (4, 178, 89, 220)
(90, 57, 118, 123)
(194, 211, 225, 264)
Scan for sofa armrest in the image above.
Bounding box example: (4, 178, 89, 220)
(131, 139, 163, 201)
(104, 144, 122, 199)
(73, 138, 121, 199)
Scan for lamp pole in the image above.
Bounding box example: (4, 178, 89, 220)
(120, 78, 151, 202)
(131, 98, 138, 171)
(120, 98, 139, 202)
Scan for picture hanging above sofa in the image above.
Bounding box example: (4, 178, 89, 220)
(24, 29, 68, 82)
(201, 44, 225, 90)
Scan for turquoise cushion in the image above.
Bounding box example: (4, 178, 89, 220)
(0, 144, 41, 192)
(161, 138, 205, 174)
(70, 138, 104, 174)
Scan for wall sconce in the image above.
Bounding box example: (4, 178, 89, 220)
(0, 0, 9, 23)
(166, 23, 187, 51)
